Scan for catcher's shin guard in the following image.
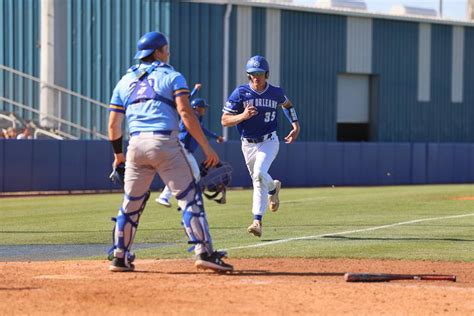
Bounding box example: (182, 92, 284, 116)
(177, 181, 213, 254)
(108, 191, 150, 261)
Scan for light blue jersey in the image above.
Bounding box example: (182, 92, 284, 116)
(109, 61, 189, 133)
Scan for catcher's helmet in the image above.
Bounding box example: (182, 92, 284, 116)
(191, 98, 209, 109)
(199, 161, 233, 204)
(134, 31, 168, 60)
(246, 55, 269, 78)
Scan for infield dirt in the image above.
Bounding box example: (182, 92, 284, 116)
(1, 258, 472, 315)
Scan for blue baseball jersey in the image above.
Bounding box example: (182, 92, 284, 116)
(109, 62, 189, 133)
(223, 83, 288, 138)
(179, 112, 219, 153)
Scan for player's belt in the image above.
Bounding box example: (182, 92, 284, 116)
(130, 130, 172, 137)
(243, 132, 274, 144)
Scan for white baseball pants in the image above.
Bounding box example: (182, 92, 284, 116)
(160, 144, 200, 201)
(241, 132, 279, 216)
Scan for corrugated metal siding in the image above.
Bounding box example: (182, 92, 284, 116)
(235, 6, 252, 87)
(451, 26, 464, 103)
(0, 0, 40, 120)
(464, 27, 474, 142)
(66, 0, 170, 137)
(170, 1, 225, 137)
(226, 6, 241, 140)
(346, 17, 372, 74)
(251, 7, 266, 56)
(265, 8, 281, 86)
(372, 19, 419, 142)
(431, 24, 453, 142)
(280, 10, 346, 141)
(417, 23, 431, 102)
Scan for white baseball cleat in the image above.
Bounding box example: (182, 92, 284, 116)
(247, 220, 262, 237)
(155, 197, 172, 208)
(268, 180, 281, 212)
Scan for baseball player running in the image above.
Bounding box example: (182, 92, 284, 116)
(221, 55, 300, 237)
(107, 31, 233, 272)
(156, 96, 224, 208)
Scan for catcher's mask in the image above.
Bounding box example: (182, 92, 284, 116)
(199, 161, 233, 204)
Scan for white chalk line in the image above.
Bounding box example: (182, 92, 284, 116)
(223, 213, 474, 252)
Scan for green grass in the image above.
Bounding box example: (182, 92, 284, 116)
(1, 185, 473, 261)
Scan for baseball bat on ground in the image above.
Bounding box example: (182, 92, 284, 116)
(344, 273, 456, 282)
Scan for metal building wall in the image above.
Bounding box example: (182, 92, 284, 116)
(280, 10, 346, 141)
(3, 0, 474, 142)
(0, 0, 40, 121)
(372, 19, 419, 142)
(464, 27, 474, 142)
(169, 1, 225, 138)
(66, 0, 170, 137)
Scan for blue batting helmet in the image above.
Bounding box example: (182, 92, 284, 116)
(134, 31, 168, 60)
(246, 55, 269, 74)
(191, 98, 209, 109)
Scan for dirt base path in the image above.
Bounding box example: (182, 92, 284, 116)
(1, 258, 472, 315)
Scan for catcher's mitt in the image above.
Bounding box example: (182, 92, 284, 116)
(199, 161, 233, 204)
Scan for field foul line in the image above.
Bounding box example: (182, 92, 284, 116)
(223, 213, 474, 252)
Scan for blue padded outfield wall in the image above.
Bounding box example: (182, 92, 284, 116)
(0, 140, 473, 192)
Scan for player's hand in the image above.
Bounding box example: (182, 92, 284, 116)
(242, 105, 258, 120)
(284, 128, 300, 144)
(113, 153, 126, 169)
(216, 136, 224, 144)
(202, 146, 220, 168)
(194, 83, 202, 91)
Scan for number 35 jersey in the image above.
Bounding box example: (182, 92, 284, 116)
(223, 83, 289, 138)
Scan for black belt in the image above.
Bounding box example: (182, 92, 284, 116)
(130, 130, 172, 137)
(243, 133, 273, 143)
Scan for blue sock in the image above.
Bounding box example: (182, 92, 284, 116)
(253, 215, 262, 221)
(268, 188, 276, 195)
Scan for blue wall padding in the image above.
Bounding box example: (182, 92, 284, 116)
(360, 143, 379, 185)
(306, 142, 326, 186)
(0, 141, 3, 192)
(343, 143, 362, 186)
(411, 143, 427, 184)
(325, 143, 344, 185)
(32, 140, 60, 190)
(85, 141, 114, 190)
(393, 143, 411, 185)
(3, 140, 33, 191)
(452, 144, 470, 183)
(285, 142, 308, 187)
(0, 140, 473, 192)
(60, 141, 87, 190)
(377, 143, 396, 185)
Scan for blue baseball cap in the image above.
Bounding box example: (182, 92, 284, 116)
(134, 31, 168, 60)
(191, 98, 209, 109)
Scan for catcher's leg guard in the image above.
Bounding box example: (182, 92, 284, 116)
(108, 191, 150, 261)
(177, 181, 213, 255)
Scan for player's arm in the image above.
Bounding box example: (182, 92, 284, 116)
(190, 83, 202, 99)
(281, 100, 300, 144)
(202, 126, 224, 143)
(221, 106, 258, 127)
(176, 95, 219, 168)
(221, 88, 257, 127)
(108, 110, 125, 168)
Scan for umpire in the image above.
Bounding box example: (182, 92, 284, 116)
(107, 31, 233, 272)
